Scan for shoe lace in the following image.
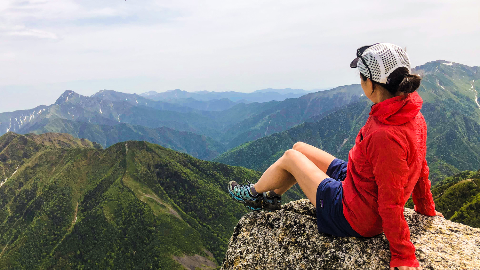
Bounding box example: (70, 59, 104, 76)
(241, 179, 259, 200)
(233, 180, 250, 198)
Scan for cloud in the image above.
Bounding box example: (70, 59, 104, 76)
(6, 28, 58, 39)
(0, 52, 16, 59)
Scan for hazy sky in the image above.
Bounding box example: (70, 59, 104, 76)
(1, 0, 479, 112)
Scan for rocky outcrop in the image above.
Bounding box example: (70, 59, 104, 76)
(222, 199, 480, 270)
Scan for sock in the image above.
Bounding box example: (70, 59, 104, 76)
(249, 185, 258, 197)
(268, 190, 280, 197)
(266, 190, 280, 197)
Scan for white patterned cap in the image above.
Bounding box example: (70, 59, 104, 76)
(350, 43, 411, 84)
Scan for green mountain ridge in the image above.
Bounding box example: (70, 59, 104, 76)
(24, 118, 226, 160)
(0, 132, 100, 183)
(431, 170, 480, 227)
(140, 88, 315, 103)
(0, 132, 303, 269)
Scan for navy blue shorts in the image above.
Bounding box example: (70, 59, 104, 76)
(316, 158, 362, 237)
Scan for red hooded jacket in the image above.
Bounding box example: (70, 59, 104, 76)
(342, 91, 437, 268)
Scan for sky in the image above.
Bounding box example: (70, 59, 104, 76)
(0, 0, 479, 113)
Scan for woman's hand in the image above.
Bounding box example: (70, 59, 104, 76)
(389, 212, 443, 270)
(389, 209, 442, 270)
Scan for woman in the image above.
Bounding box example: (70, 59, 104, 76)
(228, 43, 444, 270)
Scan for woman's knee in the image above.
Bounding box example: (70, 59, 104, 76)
(280, 149, 304, 174)
(292, 142, 306, 151)
(282, 149, 304, 163)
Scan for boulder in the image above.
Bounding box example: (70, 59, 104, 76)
(221, 199, 480, 270)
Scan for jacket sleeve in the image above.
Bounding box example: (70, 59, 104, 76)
(366, 130, 420, 268)
(412, 160, 436, 216)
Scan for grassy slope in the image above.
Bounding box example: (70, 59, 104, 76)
(0, 132, 99, 182)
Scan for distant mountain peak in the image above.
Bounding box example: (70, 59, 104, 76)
(413, 60, 480, 77)
(96, 89, 116, 94)
(165, 89, 188, 95)
(252, 88, 311, 95)
(55, 90, 82, 105)
(93, 89, 129, 99)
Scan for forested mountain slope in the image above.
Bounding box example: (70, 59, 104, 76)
(0, 132, 304, 269)
(406, 169, 480, 228)
(430, 169, 480, 228)
(215, 99, 370, 173)
(220, 84, 364, 148)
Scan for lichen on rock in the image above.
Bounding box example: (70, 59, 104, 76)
(221, 199, 480, 270)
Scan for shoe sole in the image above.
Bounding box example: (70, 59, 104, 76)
(263, 193, 281, 211)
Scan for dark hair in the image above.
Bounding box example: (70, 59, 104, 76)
(360, 67, 422, 95)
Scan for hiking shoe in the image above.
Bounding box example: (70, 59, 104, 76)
(228, 181, 263, 211)
(262, 191, 282, 211)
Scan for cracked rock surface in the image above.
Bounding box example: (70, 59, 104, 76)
(221, 199, 480, 270)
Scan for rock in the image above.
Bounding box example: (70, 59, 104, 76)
(221, 199, 480, 270)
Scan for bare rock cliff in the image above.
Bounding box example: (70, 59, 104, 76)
(221, 199, 480, 270)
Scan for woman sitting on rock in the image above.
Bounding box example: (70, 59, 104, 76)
(228, 43, 444, 270)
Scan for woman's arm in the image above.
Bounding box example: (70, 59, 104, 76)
(412, 160, 436, 216)
(367, 130, 420, 268)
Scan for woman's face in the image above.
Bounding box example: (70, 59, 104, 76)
(360, 75, 395, 104)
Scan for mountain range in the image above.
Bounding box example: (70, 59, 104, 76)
(0, 87, 363, 157)
(140, 88, 317, 104)
(1, 61, 479, 182)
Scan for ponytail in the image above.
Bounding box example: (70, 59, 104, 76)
(397, 73, 422, 94)
(381, 67, 422, 95)
(359, 67, 422, 95)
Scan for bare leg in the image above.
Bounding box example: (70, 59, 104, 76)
(265, 142, 336, 195)
(253, 149, 330, 208)
(292, 142, 336, 173)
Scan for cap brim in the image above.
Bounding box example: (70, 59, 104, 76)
(350, 57, 359, 68)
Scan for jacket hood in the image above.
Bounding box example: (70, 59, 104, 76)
(369, 92, 423, 125)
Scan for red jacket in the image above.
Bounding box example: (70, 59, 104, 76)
(342, 91, 437, 268)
